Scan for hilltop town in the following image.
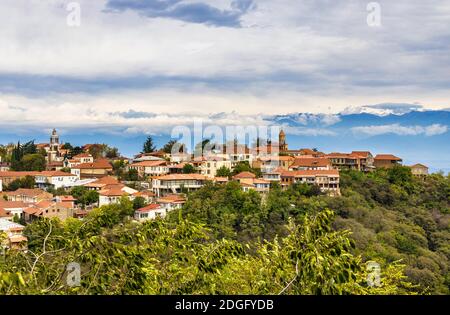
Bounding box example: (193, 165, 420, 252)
(0, 128, 430, 249)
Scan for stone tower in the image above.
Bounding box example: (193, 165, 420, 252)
(279, 129, 288, 152)
(48, 128, 60, 162)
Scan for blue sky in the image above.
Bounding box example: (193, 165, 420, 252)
(0, 1, 449, 170)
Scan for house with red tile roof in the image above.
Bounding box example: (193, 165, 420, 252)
(23, 201, 74, 223)
(192, 155, 232, 178)
(409, 163, 429, 177)
(2, 188, 53, 203)
(98, 184, 138, 207)
(0, 218, 27, 250)
(289, 157, 332, 171)
(35, 171, 79, 189)
(374, 154, 403, 169)
(83, 175, 120, 190)
(239, 178, 271, 194)
(232, 171, 256, 180)
(151, 174, 210, 196)
(280, 169, 340, 195)
(70, 159, 113, 179)
(127, 160, 169, 178)
(134, 203, 166, 222)
(156, 194, 187, 212)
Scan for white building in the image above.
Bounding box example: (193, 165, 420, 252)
(192, 156, 232, 178)
(134, 204, 166, 222)
(127, 160, 169, 178)
(98, 184, 138, 207)
(35, 171, 79, 190)
(152, 174, 210, 197)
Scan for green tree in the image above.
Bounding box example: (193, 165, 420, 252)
(21, 154, 46, 171)
(105, 146, 120, 159)
(61, 143, 73, 151)
(70, 146, 84, 157)
(124, 169, 139, 181)
(142, 136, 157, 154)
(133, 196, 147, 210)
(161, 140, 184, 154)
(231, 161, 261, 177)
(182, 164, 196, 174)
(6, 176, 36, 191)
(216, 166, 232, 178)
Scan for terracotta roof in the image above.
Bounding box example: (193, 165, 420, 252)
(8, 235, 27, 243)
(136, 204, 161, 212)
(23, 207, 39, 215)
(35, 200, 53, 209)
(0, 171, 40, 177)
(281, 170, 339, 177)
(73, 153, 92, 159)
(0, 208, 11, 217)
(3, 188, 51, 198)
(410, 163, 428, 168)
(232, 171, 256, 179)
(374, 154, 402, 161)
(39, 171, 77, 177)
(291, 158, 330, 168)
(132, 190, 155, 197)
(326, 153, 354, 159)
(99, 187, 129, 197)
(129, 160, 167, 167)
(73, 159, 112, 170)
(0, 201, 29, 208)
(84, 176, 119, 188)
(351, 151, 372, 158)
(157, 194, 186, 203)
(168, 162, 188, 169)
(58, 196, 76, 201)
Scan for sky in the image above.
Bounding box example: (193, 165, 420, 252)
(0, 0, 449, 170)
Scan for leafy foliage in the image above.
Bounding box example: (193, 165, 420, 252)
(142, 136, 157, 154)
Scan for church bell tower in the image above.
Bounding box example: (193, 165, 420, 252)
(279, 129, 288, 152)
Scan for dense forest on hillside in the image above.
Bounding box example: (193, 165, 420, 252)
(0, 166, 448, 294)
(170, 167, 450, 294)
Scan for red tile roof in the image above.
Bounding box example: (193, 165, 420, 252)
(291, 158, 330, 168)
(99, 187, 128, 197)
(73, 153, 93, 159)
(281, 170, 339, 177)
(136, 204, 161, 212)
(74, 159, 112, 170)
(374, 154, 402, 161)
(0, 171, 40, 178)
(351, 151, 372, 158)
(129, 160, 167, 167)
(232, 171, 256, 179)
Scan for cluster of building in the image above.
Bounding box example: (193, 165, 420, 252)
(0, 129, 430, 250)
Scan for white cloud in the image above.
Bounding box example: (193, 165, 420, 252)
(284, 126, 336, 137)
(0, 0, 449, 119)
(351, 123, 448, 137)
